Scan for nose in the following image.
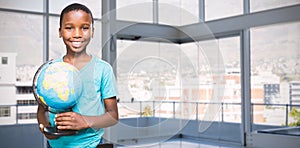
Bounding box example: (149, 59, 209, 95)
(73, 28, 82, 38)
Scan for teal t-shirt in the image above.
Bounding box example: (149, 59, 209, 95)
(48, 56, 118, 148)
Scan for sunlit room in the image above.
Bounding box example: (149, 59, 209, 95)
(0, 0, 300, 148)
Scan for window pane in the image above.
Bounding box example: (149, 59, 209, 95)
(49, 16, 102, 59)
(159, 0, 199, 26)
(251, 0, 300, 13)
(251, 21, 300, 128)
(2, 57, 8, 65)
(205, 0, 243, 21)
(0, 12, 43, 82)
(117, 0, 153, 23)
(49, 0, 102, 18)
(190, 37, 241, 123)
(0, 0, 43, 12)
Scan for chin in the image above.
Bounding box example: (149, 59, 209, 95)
(69, 47, 86, 53)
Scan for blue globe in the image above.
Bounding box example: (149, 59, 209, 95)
(35, 61, 82, 111)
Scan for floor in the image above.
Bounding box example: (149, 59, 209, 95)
(116, 138, 245, 148)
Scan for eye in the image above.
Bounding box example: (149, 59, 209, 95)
(82, 26, 89, 30)
(65, 26, 72, 30)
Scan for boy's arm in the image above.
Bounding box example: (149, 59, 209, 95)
(55, 97, 119, 130)
(86, 96, 119, 128)
(37, 104, 58, 139)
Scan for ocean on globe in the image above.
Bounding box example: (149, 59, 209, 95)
(36, 61, 82, 111)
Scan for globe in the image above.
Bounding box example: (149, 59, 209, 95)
(34, 61, 83, 112)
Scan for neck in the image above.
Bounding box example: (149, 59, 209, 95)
(63, 53, 92, 69)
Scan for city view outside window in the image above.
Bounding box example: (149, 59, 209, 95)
(0, 12, 43, 82)
(116, 36, 241, 123)
(0, 1, 299, 147)
(251, 21, 300, 128)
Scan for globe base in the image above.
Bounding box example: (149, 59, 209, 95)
(44, 126, 78, 136)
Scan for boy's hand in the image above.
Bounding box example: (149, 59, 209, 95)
(55, 112, 89, 130)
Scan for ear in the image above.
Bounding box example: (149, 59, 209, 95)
(59, 28, 62, 38)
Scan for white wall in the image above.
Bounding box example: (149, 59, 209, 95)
(0, 52, 17, 125)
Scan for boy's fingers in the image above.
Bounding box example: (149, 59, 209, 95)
(39, 124, 45, 133)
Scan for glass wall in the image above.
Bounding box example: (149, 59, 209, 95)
(0, 0, 43, 12)
(116, 36, 241, 120)
(205, 0, 243, 21)
(117, 0, 153, 23)
(250, 21, 300, 127)
(159, 0, 199, 25)
(0, 12, 43, 82)
(0, 0, 103, 126)
(250, 0, 300, 13)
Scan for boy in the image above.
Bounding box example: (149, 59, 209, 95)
(37, 3, 119, 148)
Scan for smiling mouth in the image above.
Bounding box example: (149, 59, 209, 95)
(71, 41, 83, 47)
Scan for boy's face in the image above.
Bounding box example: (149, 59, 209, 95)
(59, 10, 94, 54)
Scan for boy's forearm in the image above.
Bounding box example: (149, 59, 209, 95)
(85, 97, 119, 129)
(37, 104, 50, 126)
(85, 110, 119, 129)
(37, 105, 58, 139)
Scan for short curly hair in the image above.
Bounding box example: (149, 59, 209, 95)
(59, 3, 94, 28)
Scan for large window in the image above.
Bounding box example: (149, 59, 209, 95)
(116, 37, 242, 120)
(0, 0, 43, 12)
(159, 0, 199, 26)
(0, 12, 43, 82)
(205, 0, 243, 21)
(250, 0, 300, 13)
(117, 0, 153, 23)
(251, 21, 300, 127)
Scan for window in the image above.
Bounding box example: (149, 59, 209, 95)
(251, 21, 300, 127)
(18, 113, 37, 120)
(0, 107, 11, 117)
(1, 57, 8, 65)
(0, 0, 42, 12)
(17, 100, 37, 106)
(0, 12, 43, 82)
(117, 0, 153, 23)
(251, 0, 300, 13)
(205, 0, 243, 21)
(159, 0, 199, 26)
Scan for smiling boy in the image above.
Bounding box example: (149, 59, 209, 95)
(37, 3, 119, 148)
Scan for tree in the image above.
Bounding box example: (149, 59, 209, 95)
(142, 105, 153, 117)
(288, 107, 300, 126)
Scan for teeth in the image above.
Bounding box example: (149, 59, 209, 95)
(72, 41, 82, 47)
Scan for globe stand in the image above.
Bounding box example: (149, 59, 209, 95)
(43, 126, 78, 136)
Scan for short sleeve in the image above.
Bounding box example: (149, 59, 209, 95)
(100, 64, 118, 99)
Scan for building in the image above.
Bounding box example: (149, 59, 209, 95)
(289, 81, 300, 108)
(264, 84, 280, 104)
(0, 53, 37, 125)
(0, 52, 17, 124)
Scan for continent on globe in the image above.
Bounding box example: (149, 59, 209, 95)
(35, 61, 82, 110)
